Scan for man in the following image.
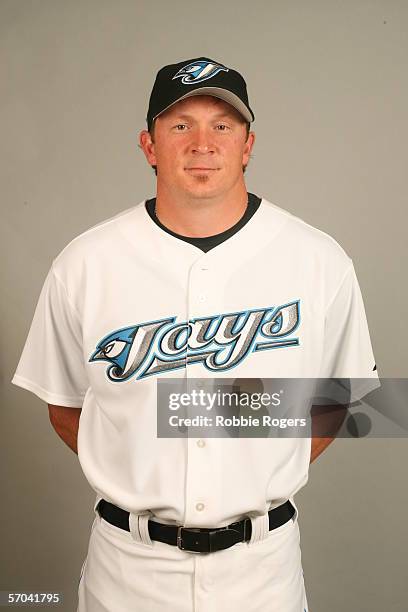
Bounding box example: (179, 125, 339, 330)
(12, 57, 378, 611)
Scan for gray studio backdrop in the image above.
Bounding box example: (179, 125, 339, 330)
(1, 1, 407, 611)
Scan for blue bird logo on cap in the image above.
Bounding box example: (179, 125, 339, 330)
(172, 60, 229, 85)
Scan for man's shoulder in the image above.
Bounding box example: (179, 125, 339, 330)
(260, 197, 352, 266)
(52, 201, 146, 271)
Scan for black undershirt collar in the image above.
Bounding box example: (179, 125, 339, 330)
(145, 193, 262, 253)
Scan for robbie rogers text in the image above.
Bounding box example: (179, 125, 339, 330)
(168, 415, 307, 429)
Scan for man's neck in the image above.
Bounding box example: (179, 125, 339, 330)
(154, 183, 249, 238)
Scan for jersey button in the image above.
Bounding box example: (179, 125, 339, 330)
(197, 439, 206, 448)
(198, 294, 206, 302)
(195, 502, 205, 512)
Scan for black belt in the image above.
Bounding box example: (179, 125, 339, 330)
(96, 499, 295, 553)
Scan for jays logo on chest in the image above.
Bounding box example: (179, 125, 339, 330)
(89, 302, 301, 382)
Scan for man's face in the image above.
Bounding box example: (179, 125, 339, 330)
(139, 95, 255, 200)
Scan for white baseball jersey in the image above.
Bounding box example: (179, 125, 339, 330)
(12, 197, 378, 528)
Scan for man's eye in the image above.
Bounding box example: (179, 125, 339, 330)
(175, 124, 188, 130)
(215, 124, 229, 131)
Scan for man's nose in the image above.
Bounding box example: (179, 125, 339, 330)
(191, 128, 215, 153)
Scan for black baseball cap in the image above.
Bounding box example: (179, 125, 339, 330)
(146, 57, 255, 131)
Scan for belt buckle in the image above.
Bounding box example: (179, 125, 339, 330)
(176, 526, 184, 550)
(177, 526, 206, 553)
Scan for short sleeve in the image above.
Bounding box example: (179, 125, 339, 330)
(11, 263, 89, 407)
(319, 261, 379, 402)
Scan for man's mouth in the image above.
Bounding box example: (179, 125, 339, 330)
(185, 167, 219, 171)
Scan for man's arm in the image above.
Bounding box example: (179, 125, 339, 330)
(48, 404, 81, 454)
(310, 436, 335, 463)
(310, 404, 348, 463)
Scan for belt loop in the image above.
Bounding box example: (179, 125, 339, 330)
(289, 497, 299, 524)
(129, 511, 154, 546)
(248, 511, 269, 545)
(93, 495, 102, 517)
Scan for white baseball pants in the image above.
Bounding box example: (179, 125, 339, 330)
(77, 503, 309, 612)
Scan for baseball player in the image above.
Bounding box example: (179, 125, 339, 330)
(12, 57, 379, 612)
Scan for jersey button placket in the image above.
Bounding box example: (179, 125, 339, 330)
(184, 259, 212, 526)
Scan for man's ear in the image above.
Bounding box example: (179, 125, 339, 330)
(139, 130, 157, 166)
(243, 131, 255, 167)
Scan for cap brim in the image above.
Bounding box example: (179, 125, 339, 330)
(153, 87, 254, 123)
